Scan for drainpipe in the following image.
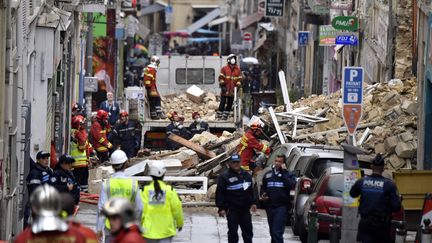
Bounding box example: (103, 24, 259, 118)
(386, 0, 394, 80)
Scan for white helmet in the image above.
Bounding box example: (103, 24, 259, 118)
(149, 160, 166, 177)
(150, 55, 160, 66)
(102, 197, 135, 227)
(110, 150, 128, 165)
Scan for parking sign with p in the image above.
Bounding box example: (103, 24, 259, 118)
(342, 67, 364, 135)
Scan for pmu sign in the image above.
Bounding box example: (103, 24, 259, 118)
(342, 67, 364, 135)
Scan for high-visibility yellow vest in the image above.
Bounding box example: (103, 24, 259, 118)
(141, 180, 184, 239)
(71, 129, 88, 168)
(104, 178, 138, 229)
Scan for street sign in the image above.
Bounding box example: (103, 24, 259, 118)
(335, 35, 358, 45)
(319, 25, 338, 46)
(332, 16, 358, 31)
(342, 67, 364, 135)
(243, 32, 252, 41)
(298, 31, 310, 46)
(84, 77, 98, 92)
(265, 0, 284, 17)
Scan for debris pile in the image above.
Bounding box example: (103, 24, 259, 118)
(161, 91, 219, 121)
(395, 0, 413, 79)
(262, 78, 418, 171)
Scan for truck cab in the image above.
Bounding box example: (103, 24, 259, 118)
(123, 55, 242, 150)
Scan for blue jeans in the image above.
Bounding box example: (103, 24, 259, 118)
(266, 206, 288, 243)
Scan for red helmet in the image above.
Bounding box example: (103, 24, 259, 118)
(120, 111, 128, 118)
(192, 112, 200, 119)
(167, 111, 178, 121)
(72, 115, 85, 129)
(96, 110, 109, 120)
(179, 115, 185, 122)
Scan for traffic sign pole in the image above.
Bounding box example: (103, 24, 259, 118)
(341, 67, 364, 242)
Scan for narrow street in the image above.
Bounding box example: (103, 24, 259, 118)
(77, 203, 302, 242)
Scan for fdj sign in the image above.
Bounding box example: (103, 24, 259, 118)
(332, 16, 358, 31)
(335, 35, 358, 45)
(265, 0, 284, 17)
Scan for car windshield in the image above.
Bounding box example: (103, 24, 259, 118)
(325, 174, 344, 197)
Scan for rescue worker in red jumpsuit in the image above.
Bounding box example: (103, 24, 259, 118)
(15, 184, 86, 243)
(90, 110, 114, 163)
(144, 56, 165, 120)
(101, 197, 146, 243)
(217, 54, 243, 120)
(71, 115, 93, 192)
(238, 121, 271, 172)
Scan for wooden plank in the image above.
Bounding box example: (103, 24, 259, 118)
(168, 134, 216, 159)
(278, 71, 292, 111)
(269, 107, 286, 144)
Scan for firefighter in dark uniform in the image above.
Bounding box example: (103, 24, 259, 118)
(166, 112, 189, 150)
(216, 154, 257, 243)
(25, 151, 57, 227)
(53, 154, 80, 205)
(260, 154, 296, 243)
(350, 154, 402, 243)
(189, 112, 209, 137)
(110, 111, 141, 158)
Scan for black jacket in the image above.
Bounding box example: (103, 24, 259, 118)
(261, 168, 296, 208)
(110, 120, 141, 158)
(26, 163, 56, 196)
(188, 121, 209, 137)
(166, 123, 191, 150)
(350, 174, 401, 217)
(216, 168, 256, 211)
(54, 167, 81, 204)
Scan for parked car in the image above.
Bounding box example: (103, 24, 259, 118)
(289, 145, 372, 235)
(299, 167, 404, 243)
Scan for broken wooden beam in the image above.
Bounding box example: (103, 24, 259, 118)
(269, 107, 286, 144)
(168, 134, 216, 159)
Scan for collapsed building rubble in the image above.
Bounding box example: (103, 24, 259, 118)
(261, 78, 418, 172)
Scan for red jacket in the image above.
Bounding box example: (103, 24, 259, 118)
(143, 65, 159, 97)
(113, 225, 146, 243)
(238, 130, 271, 170)
(14, 226, 86, 243)
(70, 222, 98, 243)
(90, 120, 113, 153)
(219, 65, 243, 96)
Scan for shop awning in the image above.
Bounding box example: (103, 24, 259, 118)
(184, 8, 220, 34)
(187, 37, 224, 43)
(239, 12, 263, 30)
(208, 16, 235, 27)
(138, 3, 165, 16)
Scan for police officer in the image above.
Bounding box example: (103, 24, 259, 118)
(25, 151, 57, 227)
(96, 150, 143, 243)
(350, 154, 401, 243)
(260, 154, 296, 243)
(110, 111, 141, 158)
(54, 154, 80, 205)
(216, 154, 257, 243)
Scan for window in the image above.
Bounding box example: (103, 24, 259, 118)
(294, 156, 310, 173)
(324, 174, 344, 197)
(175, 68, 215, 84)
(310, 159, 343, 179)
